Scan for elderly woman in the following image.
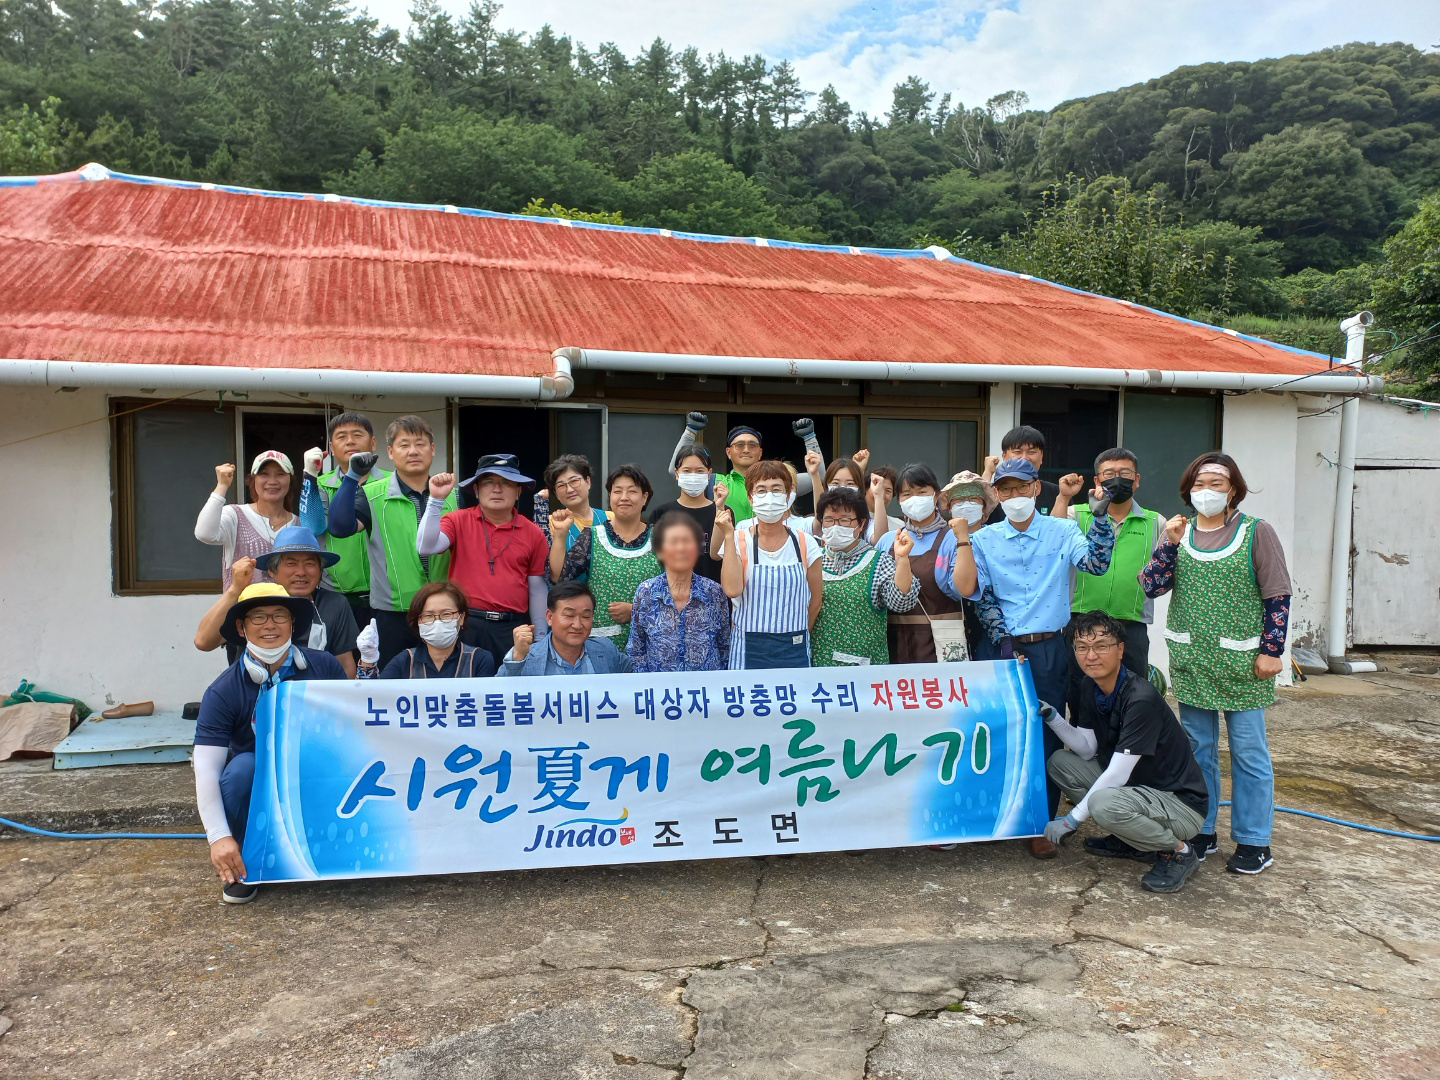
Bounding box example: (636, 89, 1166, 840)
(541, 454, 608, 565)
(715, 459, 823, 669)
(1140, 452, 1292, 876)
(810, 486, 920, 667)
(552, 464, 659, 650)
(195, 450, 299, 589)
(874, 463, 967, 664)
(357, 582, 495, 680)
(627, 512, 731, 672)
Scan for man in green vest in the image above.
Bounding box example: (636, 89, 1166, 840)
(298, 412, 389, 628)
(326, 415, 456, 669)
(1063, 447, 1164, 681)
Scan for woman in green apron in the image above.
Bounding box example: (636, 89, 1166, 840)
(554, 465, 659, 651)
(811, 486, 921, 666)
(1140, 452, 1292, 877)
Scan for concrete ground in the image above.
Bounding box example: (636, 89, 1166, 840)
(1, 664, 1437, 1080)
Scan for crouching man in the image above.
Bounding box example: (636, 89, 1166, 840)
(1040, 610, 1210, 893)
(193, 583, 347, 905)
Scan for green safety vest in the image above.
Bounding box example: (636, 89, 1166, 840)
(319, 467, 389, 595)
(1072, 504, 1163, 623)
(716, 470, 754, 525)
(364, 473, 456, 613)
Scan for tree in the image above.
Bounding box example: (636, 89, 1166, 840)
(0, 96, 75, 173)
(627, 149, 788, 237)
(1371, 191, 1440, 375)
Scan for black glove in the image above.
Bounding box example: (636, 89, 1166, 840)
(685, 411, 708, 433)
(792, 417, 816, 441)
(347, 451, 378, 480)
(998, 637, 1017, 661)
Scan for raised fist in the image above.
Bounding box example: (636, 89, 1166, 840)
(804, 450, 822, 472)
(1058, 473, 1085, 498)
(214, 463, 236, 490)
(1164, 514, 1187, 545)
(713, 501, 735, 535)
(428, 472, 457, 499)
(548, 508, 575, 537)
(713, 481, 729, 506)
(348, 451, 378, 479)
(792, 417, 816, 441)
(851, 448, 870, 471)
(893, 527, 914, 558)
(230, 556, 256, 593)
(982, 455, 1000, 479)
(303, 447, 324, 478)
(685, 411, 708, 433)
(511, 623, 535, 660)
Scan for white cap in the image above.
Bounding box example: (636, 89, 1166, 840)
(249, 450, 294, 475)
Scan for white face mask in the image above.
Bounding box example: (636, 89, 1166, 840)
(677, 472, 709, 496)
(1190, 489, 1230, 518)
(899, 494, 935, 521)
(751, 491, 793, 523)
(419, 618, 460, 648)
(246, 640, 292, 665)
(821, 524, 858, 550)
(950, 501, 985, 525)
(1000, 495, 1036, 522)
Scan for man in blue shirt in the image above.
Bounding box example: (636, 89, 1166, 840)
(942, 458, 1115, 858)
(192, 583, 347, 905)
(499, 582, 633, 676)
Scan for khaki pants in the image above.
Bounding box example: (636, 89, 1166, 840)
(1047, 749, 1204, 852)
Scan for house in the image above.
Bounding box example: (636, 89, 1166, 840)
(0, 164, 1401, 712)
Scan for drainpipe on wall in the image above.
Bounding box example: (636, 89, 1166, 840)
(1326, 311, 1379, 675)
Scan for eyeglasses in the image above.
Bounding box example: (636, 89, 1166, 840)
(554, 477, 587, 491)
(243, 611, 293, 626)
(821, 518, 859, 528)
(1098, 469, 1137, 480)
(1072, 641, 1119, 656)
(418, 609, 462, 624)
(729, 440, 761, 450)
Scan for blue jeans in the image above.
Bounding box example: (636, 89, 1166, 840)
(219, 751, 257, 847)
(1179, 705, 1273, 846)
(1020, 633, 1070, 818)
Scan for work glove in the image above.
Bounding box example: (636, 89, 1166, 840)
(685, 411, 708, 433)
(347, 451, 379, 481)
(303, 446, 324, 478)
(1043, 813, 1078, 846)
(792, 417, 822, 456)
(1037, 700, 1059, 725)
(357, 619, 380, 665)
(998, 637, 1017, 661)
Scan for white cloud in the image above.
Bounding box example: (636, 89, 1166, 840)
(358, 0, 1438, 117)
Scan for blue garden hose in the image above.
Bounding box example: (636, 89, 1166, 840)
(2, 809, 1436, 843)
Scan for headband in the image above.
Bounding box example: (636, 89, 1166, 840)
(727, 426, 762, 446)
(1196, 463, 1231, 479)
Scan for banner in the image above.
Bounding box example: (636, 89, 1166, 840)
(240, 659, 1048, 883)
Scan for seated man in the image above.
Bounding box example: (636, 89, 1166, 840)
(499, 582, 633, 677)
(193, 583, 348, 905)
(1040, 610, 1210, 894)
(194, 526, 360, 677)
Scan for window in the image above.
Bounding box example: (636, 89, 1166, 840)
(1121, 392, 1220, 518)
(864, 418, 980, 478)
(1019, 388, 1120, 486)
(112, 399, 328, 595)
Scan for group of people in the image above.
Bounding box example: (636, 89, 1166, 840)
(191, 411, 1291, 904)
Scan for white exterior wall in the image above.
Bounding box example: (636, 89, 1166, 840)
(0, 387, 449, 713)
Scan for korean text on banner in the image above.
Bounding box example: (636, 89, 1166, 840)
(240, 659, 1048, 883)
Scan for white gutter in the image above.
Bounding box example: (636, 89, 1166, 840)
(0, 355, 575, 400)
(558, 347, 1383, 394)
(1326, 312, 1379, 675)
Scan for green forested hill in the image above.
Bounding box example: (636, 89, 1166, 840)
(3, 2, 1438, 375)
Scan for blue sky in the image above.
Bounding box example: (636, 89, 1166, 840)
(361, 0, 1439, 116)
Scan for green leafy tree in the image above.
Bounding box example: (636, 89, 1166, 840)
(627, 148, 787, 237)
(1371, 191, 1440, 375)
(0, 96, 76, 172)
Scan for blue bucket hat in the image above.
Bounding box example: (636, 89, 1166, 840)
(992, 458, 1040, 483)
(460, 453, 536, 493)
(255, 525, 341, 571)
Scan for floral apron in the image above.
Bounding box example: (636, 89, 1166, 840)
(1164, 513, 1275, 711)
(812, 549, 886, 666)
(588, 523, 659, 652)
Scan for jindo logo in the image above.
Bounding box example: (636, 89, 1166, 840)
(522, 813, 636, 852)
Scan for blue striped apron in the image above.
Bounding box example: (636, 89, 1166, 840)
(729, 527, 812, 670)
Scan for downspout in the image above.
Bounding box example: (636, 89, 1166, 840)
(1326, 312, 1378, 675)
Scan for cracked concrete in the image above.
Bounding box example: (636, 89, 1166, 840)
(0, 671, 1437, 1079)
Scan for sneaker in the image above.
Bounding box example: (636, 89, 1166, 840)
(1083, 834, 1157, 863)
(221, 881, 259, 905)
(1226, 844, 1274, 875)
(1192, 833, 1219, 861)
(1140, 844, 1200, 893)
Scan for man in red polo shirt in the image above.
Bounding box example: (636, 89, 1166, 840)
(418, 454, 550, 670)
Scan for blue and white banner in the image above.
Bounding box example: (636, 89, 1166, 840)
(240, 660, 1048, 883)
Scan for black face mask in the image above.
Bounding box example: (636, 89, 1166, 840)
(1101, 476, 1135, 504)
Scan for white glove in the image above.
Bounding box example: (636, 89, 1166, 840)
(303, 446, 325, 478)
(357, 618, 380, 665)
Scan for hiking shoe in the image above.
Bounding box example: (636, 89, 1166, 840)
(221, 881, 259, 905)
(1192, 833, 1219, 861)
(1226, 844, 1274, 875)
(1140, 844, 1200, 893)
(1084, 834, 1157, 863)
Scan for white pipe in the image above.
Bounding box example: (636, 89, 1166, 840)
(560, 347, 1383, 394)
(0, 355, 575, 401)
(1326, 310, 1373, 670)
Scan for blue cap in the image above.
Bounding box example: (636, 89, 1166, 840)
(255, 525, 341, 570)
(992, 458, 1039, 483)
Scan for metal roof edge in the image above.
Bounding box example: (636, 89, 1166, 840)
(0, 162, 1336, 370)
